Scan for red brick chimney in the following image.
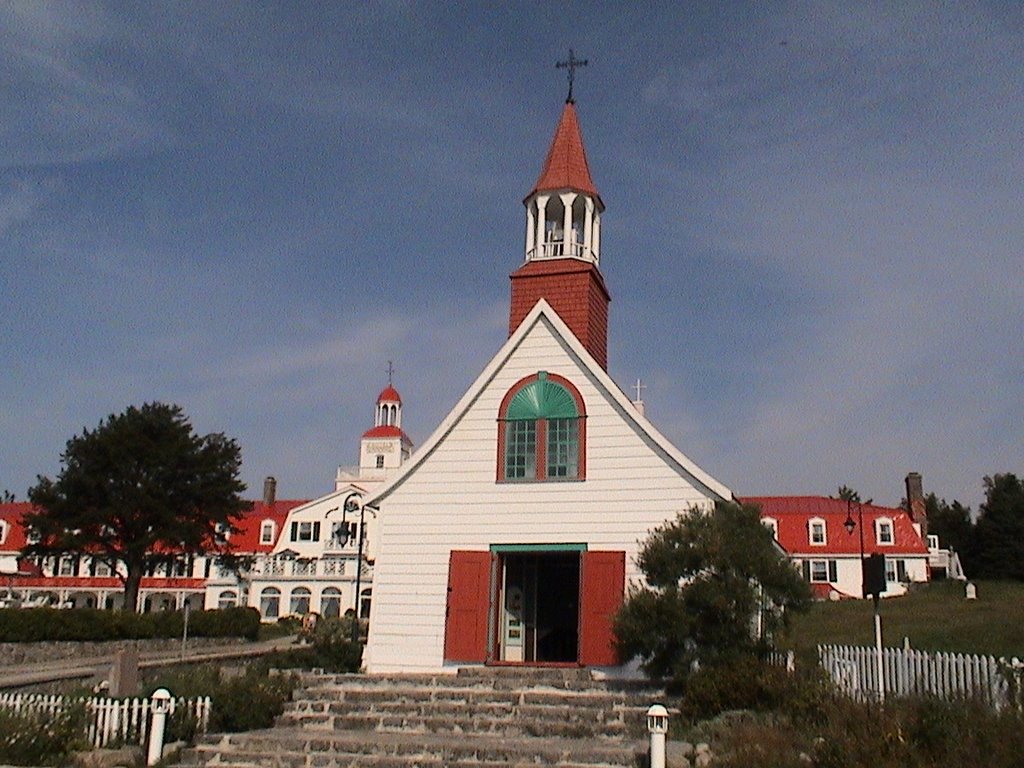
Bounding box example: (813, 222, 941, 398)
(905, 472, 927, 539)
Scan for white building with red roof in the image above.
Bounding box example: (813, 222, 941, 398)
(0, 384, 408, 618)
(744, 491, 930, 600)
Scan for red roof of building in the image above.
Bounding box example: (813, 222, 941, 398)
(227, 500, 306, 553)
(0, 499, 307, 556)
(0, 503, 31, 550)
(361, 424, 412, 444)
(528, 101, 601, 200)
(377, 385, 402, 405)
(743, 496, 928, 556)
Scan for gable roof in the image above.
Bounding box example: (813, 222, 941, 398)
(527, 101, 602, 203)
(745, 496, 927, 556)
(366, 298, 733, 506)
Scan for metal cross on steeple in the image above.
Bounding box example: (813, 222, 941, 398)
(556, 49, 588, 103)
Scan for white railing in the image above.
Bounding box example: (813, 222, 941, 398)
(819, 644, 1024, 709)
(0, 692, 211, 748)
(529, 238, 592, 262)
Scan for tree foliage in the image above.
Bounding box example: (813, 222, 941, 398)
(613, 500, 811, 682)
(24, 403, 250, 611)
(923, 492, 973, 556)
(970, 473, 1024, 580)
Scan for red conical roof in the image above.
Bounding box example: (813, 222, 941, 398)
(377, 385, 402, 405)
(528, 102, 600, 200)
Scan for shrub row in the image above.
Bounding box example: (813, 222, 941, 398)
(0, 606, 260, 642)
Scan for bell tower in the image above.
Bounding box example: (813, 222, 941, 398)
(510, 64, 610, 369)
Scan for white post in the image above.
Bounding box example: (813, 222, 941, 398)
(147, 688, 173, 766)
(874, 597, 885, 703)
(646, 704, 669, 768)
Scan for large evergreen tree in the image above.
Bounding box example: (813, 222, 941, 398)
(923, 492, 973, 556)
(970, 473, 1024, 580)
(25, 403, 250, 611)
(613, 500, 811, 682)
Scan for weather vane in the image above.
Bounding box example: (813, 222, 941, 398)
(556, 49, 588, 103)
(386, 360, 394, 386)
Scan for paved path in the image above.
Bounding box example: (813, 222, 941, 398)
(0, 634, 299, 690)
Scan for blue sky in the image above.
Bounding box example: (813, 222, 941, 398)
(2, 2, 1021, 511)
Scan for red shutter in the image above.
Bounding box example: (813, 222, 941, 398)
(443, 550, 493, 663)
(579, 550, 625, 666)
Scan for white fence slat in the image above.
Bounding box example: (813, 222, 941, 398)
(0, 691, 211, 749)
(816, 644, 1024, 710)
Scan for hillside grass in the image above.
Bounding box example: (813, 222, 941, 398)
(779, 579, 1024, 660)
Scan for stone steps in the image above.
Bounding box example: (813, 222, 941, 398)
(175, 668, 662, 768)
(181, 728, 645, 768)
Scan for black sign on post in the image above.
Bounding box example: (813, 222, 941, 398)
(863, 554, 887, 598)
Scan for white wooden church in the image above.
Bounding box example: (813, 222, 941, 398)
(361, 95, 734, 674)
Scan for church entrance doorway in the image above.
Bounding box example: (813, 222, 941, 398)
(443, 547, 625, 668)
(496, 550, 580, 663)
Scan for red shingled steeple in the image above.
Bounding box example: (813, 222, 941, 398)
(527, 101, 601, 202)
(511, 100, 610, 370)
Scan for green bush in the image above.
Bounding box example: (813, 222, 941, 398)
(145, 662, 297, 735)
(257, 616, 362, 673)
(0, 704, 89, 766)
(0, 606, 260, 642)
(678, 655, 835, 724)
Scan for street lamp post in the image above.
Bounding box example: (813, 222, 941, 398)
(342, 493, 377, 644)
(844, 498, 885, 703)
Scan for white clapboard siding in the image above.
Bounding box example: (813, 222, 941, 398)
(0, 692, 211, 748)
(365, 309, 730, 673)
(819, 645, 1024, 709)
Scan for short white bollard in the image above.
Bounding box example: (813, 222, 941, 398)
(147, 688, 174, 766)
(647, 703, 669, 768)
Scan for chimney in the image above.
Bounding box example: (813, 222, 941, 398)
(905, 472, 926, 538)
(263, 476, 277, 506)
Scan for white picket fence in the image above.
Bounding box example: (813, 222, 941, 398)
(0, 691, 211, 748)
(818, 644, 1024, 709)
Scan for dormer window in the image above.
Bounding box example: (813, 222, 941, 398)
(260, 520, 276, 545)
(290, 521, 320, 542)
(498, 372, 586, 482)
(0, 520, 6, 545)
(876, 518, 894, 545)
(809, 518, 826, 546)
(762, 517, 778, 539)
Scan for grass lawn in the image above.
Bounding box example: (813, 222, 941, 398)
(779, 579, 1024, 660)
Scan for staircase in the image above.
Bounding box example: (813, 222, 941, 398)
(178, 667, 663, 767)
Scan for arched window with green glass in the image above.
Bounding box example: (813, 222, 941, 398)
(498, 372, 586, 481)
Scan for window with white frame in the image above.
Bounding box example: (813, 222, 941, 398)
(803, 559, 838, 583)
(761, 517, 778, 539)
(927, 534, 939, 550)
(0, 521, 6, 545)
(290, 587, 311, 615)
(885, 558, 908, 583)
(58, 557, 77, 576)
(260, 520, 276, 545)
(290, 521, 320, 542)
(218, 590, 237, 610)
(260, 587, 281, 619)
(876, 518, 894, 545)
(809, 518, 827, 546)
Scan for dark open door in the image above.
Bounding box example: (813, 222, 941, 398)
(578, 550, 625, 666)
(444, 550, 493, 663)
